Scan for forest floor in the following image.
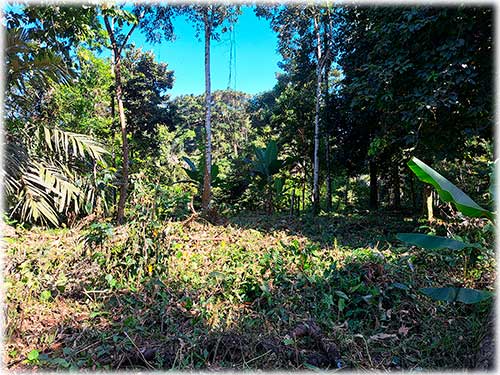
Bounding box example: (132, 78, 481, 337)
(3, 211, 495, 370)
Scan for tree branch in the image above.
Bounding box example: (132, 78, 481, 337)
(103, 16, 118, 56)
(117, 9, 146, 57)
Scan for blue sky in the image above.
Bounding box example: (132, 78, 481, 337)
(130, 6, 282, 97)
(5, 4, 282, 97)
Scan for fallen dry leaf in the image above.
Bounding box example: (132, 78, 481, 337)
(398, 325, 410, 336)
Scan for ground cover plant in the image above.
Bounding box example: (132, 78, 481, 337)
(3, 2, 495, 371)
(4, 211, 494, 370)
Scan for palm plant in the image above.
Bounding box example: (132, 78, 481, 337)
(4, 28, 108, 226)
(252, 140, 285, 213)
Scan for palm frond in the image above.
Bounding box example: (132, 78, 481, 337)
(41, 125, 109, 162)
(37, 162, 83, 215)
(4, 139, 103, 226)
(6, 28, 74, 94)
(14, 161, 61, 226)
(3, 141, 27, 196)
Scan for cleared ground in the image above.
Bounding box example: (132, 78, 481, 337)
(4, 212, 494, 370)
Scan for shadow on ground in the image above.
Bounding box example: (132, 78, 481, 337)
(4, 212, 493, 370)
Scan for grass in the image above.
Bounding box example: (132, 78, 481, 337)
(4, 211, 495, 370)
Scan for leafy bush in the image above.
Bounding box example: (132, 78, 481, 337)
(397, 157, 494, 304)
(129, 172, 192, 221)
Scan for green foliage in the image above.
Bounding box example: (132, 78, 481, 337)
(83, 222, 114, 249)
(408, 157, 494, 221)
(397, 157, 494, 304)
(339, 7, 492, 163)
(5, 128, 108, 226)
(178, 4, 241, 42)
(5, 11, 110, 227)
(182, 157, 221, 187)
(5, 212, 494, 370)
(170, 90, 255, 162)
(27, 349, 40, 363)
(129, 172, 192, 221)
(395, 233, 472, 251)
(252, 140, 283, 179)
(122, 46, 174, 162)
(47, 48, 113, 139)
(420, 287, 492, 304)
(251, 140, 286, 212)
(4, 3, 496, 371)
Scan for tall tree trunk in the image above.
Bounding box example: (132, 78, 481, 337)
(424, 185, 434, 221)
(323, 21, 332, 213)
(110, 91, 117, 206)
(325, 135, 332, 211)
(393, 163, 401, 210)
(104, 17, 129, 224)
(312, 16, 322, 215)
(344, 175, 349, 208)
(369, 159, 378, 210)
(201, 9, 212, 213)
(302, 179, 306, 212)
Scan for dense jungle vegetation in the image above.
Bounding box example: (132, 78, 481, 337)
(3, 3, 495, 371)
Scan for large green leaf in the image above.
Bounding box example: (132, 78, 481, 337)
(269, 159, 284, 175)
(253, 147, 268, 176)
(408, 157, 494, 221)
(420, 287, 492, 304)
(182, 167, 199, 182)
(182, 156, 197, 172)
(265, 140, 278, 168)
(396, 233, 472, 251)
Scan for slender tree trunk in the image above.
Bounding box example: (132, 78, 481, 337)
(104, 17, 129, 224)
(111, 94, 115, 118)
(325, 135, 332, 211)
(323, 28, 332, 212)
(302, 179, 306, 212)
(393, 163, 401, 210)
(110, 91, 117, 206)
(201, 9, 212, 213)
(290, 188, 295, 217)
(312, 16, 322, 215)
(369, 159, 378, 210)
(114, 59, 129, 224)
(344, 175, 349, 208)
(424, 185, 434, 221)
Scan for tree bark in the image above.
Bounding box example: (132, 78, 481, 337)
(325, 135, 332, 211)
(312, 15, 322, 216)
(344, 175, 349, 208)
(323, 21, 332, 213)
(393, 163, 401, 210)
(302, 179, 306, 212)
(424, 184, 433, 221)
(369, 159, 378, 210)
(201, 9, 212, 213)
(104, 16, 129, 224)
